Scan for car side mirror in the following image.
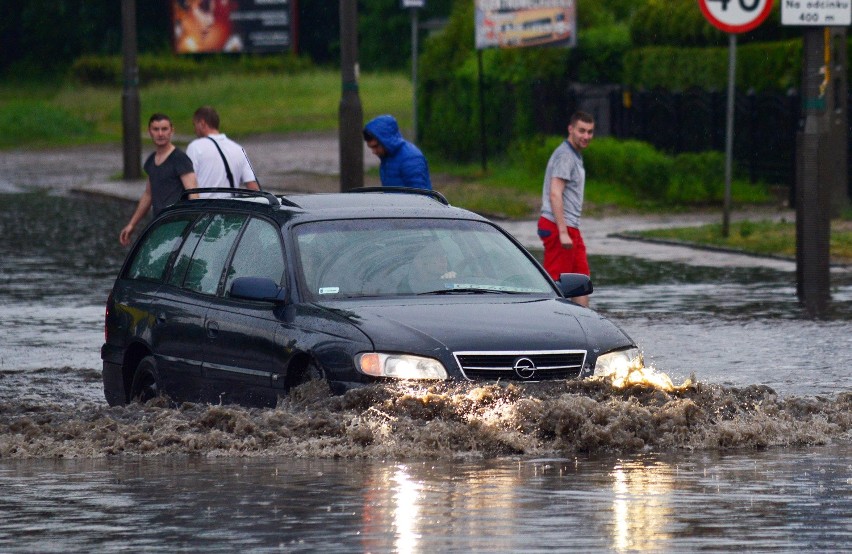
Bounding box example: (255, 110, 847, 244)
(230, 277, 286, 303)
(557, 273, 593, 298)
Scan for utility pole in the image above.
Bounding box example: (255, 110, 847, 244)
(410, 7, 419, 141)
(121, 0, 141, 180)
(796, 27, 847, 315)
(339, 0, 364, 191)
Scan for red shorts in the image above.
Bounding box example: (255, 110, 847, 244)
(537, 217, 590, 279)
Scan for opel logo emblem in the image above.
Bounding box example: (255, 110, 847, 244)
(513, 357, 536, 379)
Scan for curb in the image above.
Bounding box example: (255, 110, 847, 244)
(612, 232, 852, 269)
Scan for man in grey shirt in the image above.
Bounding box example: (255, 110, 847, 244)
(538, 111, 595, 307)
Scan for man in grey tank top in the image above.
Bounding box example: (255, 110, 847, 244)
(537, 111, 595, 307)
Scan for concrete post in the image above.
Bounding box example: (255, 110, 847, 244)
(796, 28, 833, 315)
(826, 28, 849, 216)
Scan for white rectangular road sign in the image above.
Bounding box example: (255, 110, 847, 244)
(782, 0, 851, 25)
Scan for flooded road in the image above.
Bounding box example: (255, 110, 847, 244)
(1, 191, 851, 551)
(2, 447, 850, 553)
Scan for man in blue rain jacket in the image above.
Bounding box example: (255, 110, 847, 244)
(363, 114, 432, 190)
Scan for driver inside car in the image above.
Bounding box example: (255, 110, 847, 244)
(401, 243, 457, 294)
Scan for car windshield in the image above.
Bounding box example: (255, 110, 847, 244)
(294, 218, 554, 300)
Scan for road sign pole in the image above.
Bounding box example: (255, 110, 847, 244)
(723, 33, 736, 238)
(697, 0, 774, 237)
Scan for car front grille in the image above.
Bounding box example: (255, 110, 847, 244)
(453, 350, 586, 381)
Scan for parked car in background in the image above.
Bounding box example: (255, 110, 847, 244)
(102, 187, 641, 408)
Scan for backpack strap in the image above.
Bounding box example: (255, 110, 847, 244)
(207, 137, 235, 188)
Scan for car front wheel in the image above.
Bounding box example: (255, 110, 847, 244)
(286, 361, 325, 391)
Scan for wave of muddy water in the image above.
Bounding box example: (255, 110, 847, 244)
(2, 376, 850, 460)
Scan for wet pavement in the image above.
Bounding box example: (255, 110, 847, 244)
(1, 131, 806, 272)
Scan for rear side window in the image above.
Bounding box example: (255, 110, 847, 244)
(224, 218, 285, 295)
(182, 213, 247, 295)
(126, 217, 194, 282)
(168, 215, 212, 288)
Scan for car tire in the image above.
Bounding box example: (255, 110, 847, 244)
(286, 361, 325, 391)
(130, 355, 162, 404)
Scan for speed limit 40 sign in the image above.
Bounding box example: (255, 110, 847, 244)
(698, 0, 774, 33)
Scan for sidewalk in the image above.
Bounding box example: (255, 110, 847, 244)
(1, 132, 800, 272)
(78, 178, 799, 271)
(499, 212, 798, 272)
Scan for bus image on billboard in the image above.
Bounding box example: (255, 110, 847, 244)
(498, 8, 571, 47)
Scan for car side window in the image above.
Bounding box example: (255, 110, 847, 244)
(181, 214, 248, 295)
(224, 217, 285, 295)
(125, 216, 194, 282)
(167, 214, 211, 288)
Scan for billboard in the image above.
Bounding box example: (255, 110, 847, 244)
(172, 0, 294, 54)
(475, 0, 576, 50)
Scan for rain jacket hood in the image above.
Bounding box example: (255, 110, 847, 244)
(364, 114, 406, 155)
(364, 115, 432, 190)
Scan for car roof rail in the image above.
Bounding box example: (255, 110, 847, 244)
(347, 186, 450, 206)
(180, 188, 301, 209)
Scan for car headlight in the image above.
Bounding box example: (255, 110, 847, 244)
(593, 347, 643, 377)
(355, 352, 448, 380)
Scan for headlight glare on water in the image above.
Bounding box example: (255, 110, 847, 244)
(593, 347, 644, 378)
(356, 352, 448, 380)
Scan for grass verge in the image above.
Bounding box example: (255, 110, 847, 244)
(0, 70, 413, 148)
(630, 219, 852, 265)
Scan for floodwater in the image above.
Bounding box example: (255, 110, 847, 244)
(1, 191, 851, 552)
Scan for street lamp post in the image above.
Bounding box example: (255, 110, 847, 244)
(339, 0, 364, 191)
(121, 0, 141, 180)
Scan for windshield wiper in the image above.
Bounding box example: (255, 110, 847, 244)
(418, 287, 519, 295)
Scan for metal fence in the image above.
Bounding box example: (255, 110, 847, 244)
(556, 86, 806, 190)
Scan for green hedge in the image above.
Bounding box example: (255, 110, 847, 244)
(70, 53, 313, 86)
(584, 137, 672, 199)
(629, 0, 799, 47)
(623, 39, 803, 92)
(510, 135, 732, 203)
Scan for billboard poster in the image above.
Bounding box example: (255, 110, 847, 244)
(475, 0, 576, 50)
(172, 0, 293, 54)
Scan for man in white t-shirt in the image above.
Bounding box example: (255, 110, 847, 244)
(186, 106, 260, 198)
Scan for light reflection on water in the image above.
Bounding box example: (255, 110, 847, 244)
(1, 448, 850, 553)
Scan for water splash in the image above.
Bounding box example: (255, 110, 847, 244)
(1, 378, 849, 460)
(600, 360, 692, 393)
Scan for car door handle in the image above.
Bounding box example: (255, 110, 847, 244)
(206, 320, 219, 339)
